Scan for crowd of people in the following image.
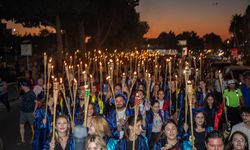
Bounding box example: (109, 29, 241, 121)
(1, 54, 250, 150)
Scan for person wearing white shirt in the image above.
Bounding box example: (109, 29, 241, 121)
(230, 107, 250, 150)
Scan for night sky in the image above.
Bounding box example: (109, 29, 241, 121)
(137, 0, 249, 40)
(4, 0, 250, 40)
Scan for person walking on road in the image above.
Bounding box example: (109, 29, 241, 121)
(224, 79, 243, 127)
(18, 80, 37, 145)
(241, 72, 250, 107)
(0, 75, 10, 112)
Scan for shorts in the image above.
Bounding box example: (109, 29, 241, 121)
(20, 111, 34, 125)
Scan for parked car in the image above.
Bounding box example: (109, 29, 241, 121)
(223, 65, 250, 82)
(209, 61, 231, 71)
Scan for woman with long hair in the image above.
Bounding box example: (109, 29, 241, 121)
(124, 115, 149, 150)
(183, 111, 207, 150)
(85, 135, 107, 150)
(151, 84, 160, 101)
(153, 119, 181, 150)
(48, 115, 73, 150)
(203, 94, 222, 130)
(225, 131, 249, 150)
(145, 100, 169, 149)
(109, 115, 149, 150)
(77, 103, 96, 127)
(88, 116, 111, 140)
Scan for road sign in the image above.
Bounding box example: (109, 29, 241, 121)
(178, 40, 187, 46)
(231, 48, 238, 58)
(21, 44, 32, 56)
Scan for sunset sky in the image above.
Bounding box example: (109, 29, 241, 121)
(137, 0, 250, 40)
(4, 0, 250, 40)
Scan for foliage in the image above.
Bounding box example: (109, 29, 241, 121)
(203, 32, 222, 50)
(0, 0, 149, 51)
(229, 5, 250, 65)
(157, 31, 178, 49)
(176, 31, 204, 52)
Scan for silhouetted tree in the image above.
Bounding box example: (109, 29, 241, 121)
(203, 33, 222, 50)
(157, 31, 178, 49)
(176, 31, 203, 52)
(229, 14, 245, 50)
(0, 0, 148, 68)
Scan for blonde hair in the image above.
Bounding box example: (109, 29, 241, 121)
(91, 116, 111, 138)
(86, 135, 107, 150)
(55, 115, 70, 143)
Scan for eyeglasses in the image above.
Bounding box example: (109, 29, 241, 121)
(233, 138, 245, 143)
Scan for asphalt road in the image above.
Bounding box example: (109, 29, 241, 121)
(0, 99, 32, 150)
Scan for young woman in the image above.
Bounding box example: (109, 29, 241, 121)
(193, 111, 207, 150)
(90, 83, 104, 115)
(153, 119, 181, 150)
(109, 115, 149, 150)
(225, 131, 249, 150)
(203, 94, 222, 130)
(107, 115, 149, 150)
(32, 98, 52, 150)
(151, 84, 160, 101)
(138, 83, 146, 92)
(157, 89, 169, 112)
(85, 135, 107, 150)
(146, 100, 169, 149)
(125, 115, 149, 150)
(76, 103, 96, 127)
(196, 80, 208, 107)
(48, 115, 74, 150)
(183, 111, 207, 150)
(136, 89, 150, 117)
(88, 116, 111, 141)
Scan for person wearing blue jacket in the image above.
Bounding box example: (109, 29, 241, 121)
(89, 82, 104, 115)
(107, 115, 149, 150)
(182, 109, 214, 150)
(146, 100, 170, 149)
(106, 93, 134, 140)
(32, 101, 52, 150)
(43, 115, 74, 150)
(153, 119, 192, 150)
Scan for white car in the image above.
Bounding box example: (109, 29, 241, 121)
(223, 65, 250, 83)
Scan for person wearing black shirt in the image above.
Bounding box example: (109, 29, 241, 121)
(18, 80, 37, 145)
(125, 115, 149, 150)
(183, 111, 207, 150)
(48, 115, 74, 150)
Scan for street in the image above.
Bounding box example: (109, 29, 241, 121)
(0, 100, 32, 150)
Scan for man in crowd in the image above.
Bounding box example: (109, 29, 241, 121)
(106, 93, 133, 139)
(230, 106, 250, 149)
(224, 79, 243, 126)
(19, 80, 37, 145)
(205, 130, 224, 150)
(241, 72, 250, 107)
